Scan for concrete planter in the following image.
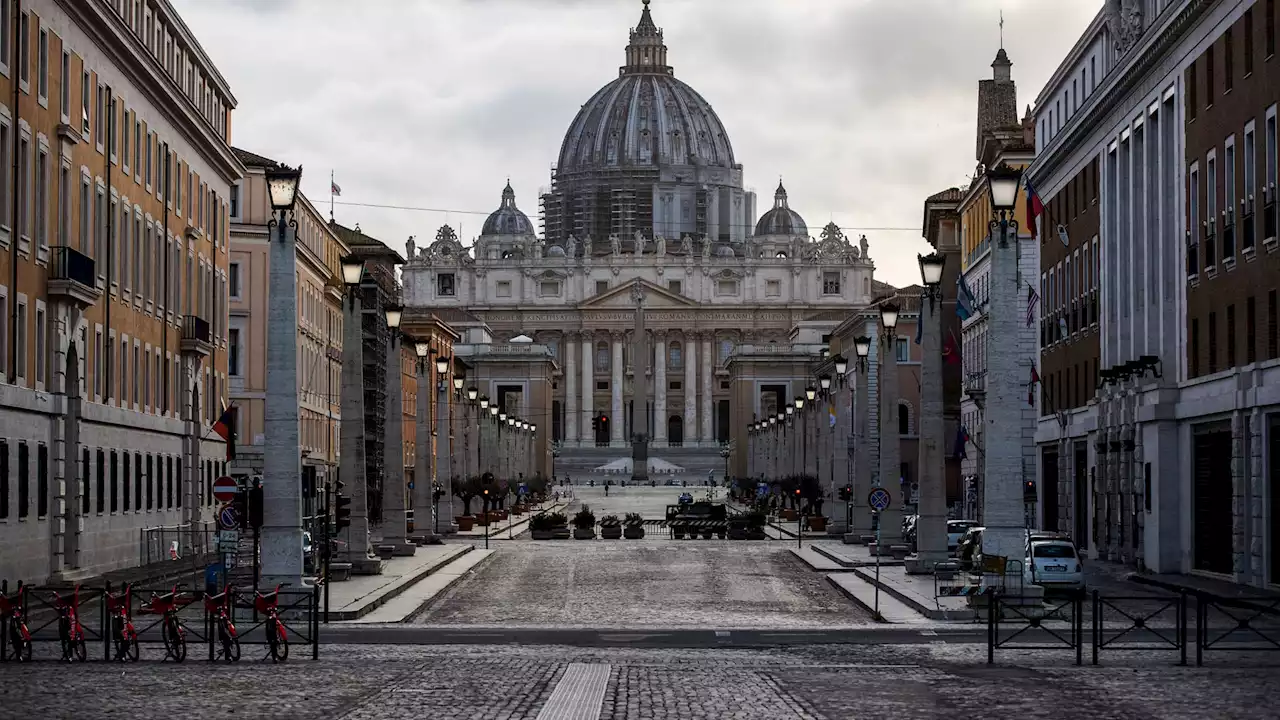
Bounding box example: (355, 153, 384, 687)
(780, 509, 798, 521)
(808, 517, 828, 533)
(551, 527, 571, 539)
(474, 514, 490, 527)
(456, 516, 475, 532)
(600, 525, 623, 539)
(623, 526, 645, 540)
(573, 528, 596, 540)
(531, 530, 555, 540)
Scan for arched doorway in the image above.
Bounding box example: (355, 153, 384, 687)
(667, 415, 683, 447)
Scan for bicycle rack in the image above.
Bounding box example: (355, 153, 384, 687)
(130, 586, 208, 661)
(221, 586, 320, 661)
(4, 585, 108, 661)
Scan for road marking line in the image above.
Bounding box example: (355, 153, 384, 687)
(715, 630, 731, 637)
(535, 663, 611, 720)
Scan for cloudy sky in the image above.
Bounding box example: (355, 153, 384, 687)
(173, 0, 1097, 287)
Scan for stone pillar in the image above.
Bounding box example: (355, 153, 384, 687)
(564, 333, 578, 446)
(654, 332, 667, 446)
(911, 296, 948, 573)
(700, 334, 714, 444)
(630, 281, 650, 484)
(610, 332, 624, 446)
(380, 333, 414, 554)
(876, 332, 903, 550)
(981, 227, 1027, 562)
(181, 358, 202, 546)
(580, 338, 594, 444)
(849, 369, 873, 537)
(683, 335, 697, 447)
(340, 291, 379, 571)
(412, 362, 433, 539)
(832, 378, 852, 536)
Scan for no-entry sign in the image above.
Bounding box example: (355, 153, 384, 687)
(212, 476, 239, 503)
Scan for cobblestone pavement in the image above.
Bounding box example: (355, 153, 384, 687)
(2, 644, 1278, 719)
(414, 539, 868, 628)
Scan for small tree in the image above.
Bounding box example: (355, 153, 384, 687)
(453, 475, 483, 516)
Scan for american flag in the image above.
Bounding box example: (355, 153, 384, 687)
(1026, 283, 1040, 327)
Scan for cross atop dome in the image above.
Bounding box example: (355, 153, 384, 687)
(622, 0, 672, 76)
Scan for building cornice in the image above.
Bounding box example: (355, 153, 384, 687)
(58, 0, 245, 183)
(1028, 0, 1211, 187)
(1030, 9, 1110, 111)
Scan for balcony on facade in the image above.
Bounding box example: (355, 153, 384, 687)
(47, 246, 101, 307)
(181, 315, 213, 357)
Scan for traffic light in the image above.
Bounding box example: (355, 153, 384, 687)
(838, 485, 853, 502)
(248, 477, 264, 530)
(1024, 480, 1037, 500)
(231, 491, 248, 531)
(334, 479, 352, 530)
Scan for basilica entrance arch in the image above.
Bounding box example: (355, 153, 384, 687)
(668, 416, 683, 447)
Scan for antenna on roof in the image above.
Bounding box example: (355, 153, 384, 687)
(999, 10, 1004, 49)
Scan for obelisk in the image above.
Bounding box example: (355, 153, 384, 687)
(630, 279, 650, 485)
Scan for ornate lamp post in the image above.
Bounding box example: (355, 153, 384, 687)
(260, 165, 306, 587)
(849, 336, 873, 540)
(380, 306, 414, 555)
(875, 303, 904, 554)
(981, 162, 1028, 564)
(911, 251, 949, 573)
(411, 340, 433, 541)
(435, 351, 455, 533)
(337, 253, 379, 571)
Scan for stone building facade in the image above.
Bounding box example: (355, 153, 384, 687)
(1029, 0, 1279, 587)
(0, 0, 240, 583)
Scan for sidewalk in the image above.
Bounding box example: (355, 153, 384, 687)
(347, 549, 494, 624)
(324, 544, 471, 621)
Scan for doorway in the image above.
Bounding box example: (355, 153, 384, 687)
(668, 416, 683, 447)
(1193, 423, 1233, 575)
(1074, 441, 1089, 551)
(1041, 447, 1059, 532)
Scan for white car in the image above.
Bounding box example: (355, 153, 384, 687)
(947, 520, 979, 552)
(1024, 539, 1085, 592)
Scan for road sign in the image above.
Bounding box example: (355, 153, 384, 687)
(868, 487, 892, 512)
(216, 529, 240, 552)
(218, 504, 240, 530)
(212, 476, 239, 503)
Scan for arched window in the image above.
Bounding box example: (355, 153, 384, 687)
(501, 250, 514, 260)
(595, 341, 610, 371)
(898, 403, 910, 435)
(863, 277, 870, 295)
(669, 340, 682, 369)
(775, 250, 788, 258)
(718, 338, 734, 363)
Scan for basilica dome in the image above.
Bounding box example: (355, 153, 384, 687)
(556, 0, 735, 172)
(480, 181, 535, 236)
(754, 181, 808, 237)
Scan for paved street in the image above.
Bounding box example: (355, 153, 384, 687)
(548, 484, 725, 520)
(3, 643, 1277, 719)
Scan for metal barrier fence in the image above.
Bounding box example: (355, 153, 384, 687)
(141, 523, 218, 567)
(0, 580, 318, 663)
(987, 588, 1278, 667)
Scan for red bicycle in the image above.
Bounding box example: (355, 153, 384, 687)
(105, 583, 139, 662)
(203, 585, 240, 662)
(254, 584, 289, 662)
(0, 583, 32, 662)
(143, 584, 187, 663)
(52, 585, 88, 662)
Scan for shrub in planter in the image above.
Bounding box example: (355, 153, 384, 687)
(529, 512, 556, 540)
(780, 508, 798, 521)
(599, 514, 623, 539)
(623, 513, 645, 539)
(456, 516, 475, 532)
(572, 506, 596, 540)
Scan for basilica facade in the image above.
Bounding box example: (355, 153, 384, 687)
(401, 0, 879, 479)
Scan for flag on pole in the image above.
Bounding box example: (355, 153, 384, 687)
(1025, 177, 1044, 239)
(1028, 365, 1041, 406)
(1026, 283, 1040, 327)
(211, 404, 237, 460)
(942, 328, 962, 365)
(953, 425, 970, 460)
(957, 274, 978, 321)
(330, 179, 342, 196)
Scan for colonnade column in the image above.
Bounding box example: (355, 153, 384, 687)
(700, 333, 714, 445)
(565, 332, 578, 447)
(611, 332, 624, 446)
(683, 335, 697, 447)
(580, 338, 593, 444)
(654, 331, 667, 446)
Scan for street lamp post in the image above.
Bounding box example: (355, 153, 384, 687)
(876, 304, 904, 555)
(337, 253, 379, 572)
(411, 341, 433, 542)
(981, 163, 1029, 564)
(848, 338, 872, 542)
(260, 165, 306, 589)
(435, 353, 455, 533)
(910, 250, 949, 574)
(381, 306, 414, 555)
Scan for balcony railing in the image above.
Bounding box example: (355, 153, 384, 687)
(1186, 231, 1198, 279)
(1222, 220, 1236, 261)
(1266, 200, 1277, 242)
(46, 245, 101, 306)
(1203, 225, 1216, 271)
(180, 315, 212, 356)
